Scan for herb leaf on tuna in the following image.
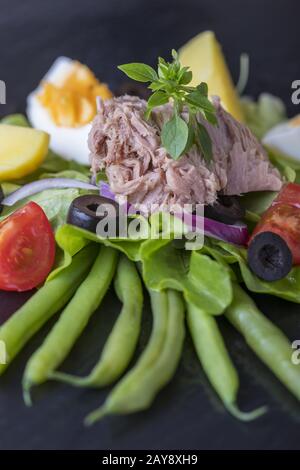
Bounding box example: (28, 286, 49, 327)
(118, 50, 217, 162)
(117, 63, 158, 83)
(161, 111, 189, 160)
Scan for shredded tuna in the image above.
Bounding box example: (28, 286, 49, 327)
(88, 94, 282, 208)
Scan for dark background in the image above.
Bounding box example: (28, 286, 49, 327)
(0, 0, 300, 450)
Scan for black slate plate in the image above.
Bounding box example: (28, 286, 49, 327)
(0, 0, 300, 450)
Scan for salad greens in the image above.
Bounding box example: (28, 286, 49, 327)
(119, 50, 217, 162)
(1, 49, 300, 426)
(0, 187, 84, 230)
(48, 222, 147, 280)
(241, 93, 287, 140)
(140, 240, 232, 314)
(218, 240, 300, 303)
(50, 219, 233, 315)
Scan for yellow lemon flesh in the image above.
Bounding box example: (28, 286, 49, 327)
(0, 125, 49, 180)
(179, 31, 244, 122)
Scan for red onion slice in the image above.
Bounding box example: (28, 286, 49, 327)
(100, 181, 117, 201)
(195, 213, 248, 246)
(2, 178, 98, 207)
(100, 181, 249, 246)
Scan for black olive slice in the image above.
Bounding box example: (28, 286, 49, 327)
(204, 195, 245, 224)
(67, 195, 119, 234)
(0, 185, 4, 215)
(248, 231, 293, 281)
(115, 82, 151, 100)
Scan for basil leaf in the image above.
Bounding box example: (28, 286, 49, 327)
(161, 113, 189, 160)
(149, 81, 165, 91)
(147, 90, 169, 108)
(118, 63, 158, 82)
(203, 110, 218, 125)
(145, 91, 169, 120)
(197, 82, 208, 97)
(197, 122, 213, 163)
(180, 70, 193, 85)
(171, 49, 179, 61)
(186, 91, 216, 114)
(184, 123, 195, 153)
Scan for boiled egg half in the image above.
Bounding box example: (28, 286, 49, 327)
(27, 57, 112, 165)
(263, 115, 300, 164)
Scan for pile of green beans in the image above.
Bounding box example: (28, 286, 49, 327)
(22, 246, 118, 404)
(50, 255, 143, 387)
(85, 289, 185, 425)
(0, 244, 98, 376)
(187, 303, 266, 421)
(226, 282, 300, 401)
(1, 237, 300, 424)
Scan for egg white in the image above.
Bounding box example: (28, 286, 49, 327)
(263, 118, 300, 163)
(27, 57, 92, 165)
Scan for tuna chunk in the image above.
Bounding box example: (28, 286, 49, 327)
(88, 95, 282, 208)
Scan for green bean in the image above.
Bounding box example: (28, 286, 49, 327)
(50, 255, 143, 387)
(22, 246, 118, 403)
(0, 244, 98, 376)
(226, 282, 300, 401)
(187, 302, 266, 421)
(85, 289, 185, 425)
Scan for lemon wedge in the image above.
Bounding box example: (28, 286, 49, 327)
(0, 125, 49, 180)
(179, 31, 244, 122)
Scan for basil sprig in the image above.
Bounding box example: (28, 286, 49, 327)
(118, 50, 217, 162)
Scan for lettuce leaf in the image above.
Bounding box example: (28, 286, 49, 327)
(239, 190, 277, 216)
(140, 239, 232, 314)
(10, 150, 90, 186)
(241, 93, 287, 140)
(47, 221, 149, 280)
(48, 215, 232, 315)
(217, 241, 300, 303)
(0, 187, 84, 230)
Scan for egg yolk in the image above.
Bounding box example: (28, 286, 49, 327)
(38, 61, 113, 127)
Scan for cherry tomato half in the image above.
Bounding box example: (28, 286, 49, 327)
(272, 182, 300, 209)
(0, 202, 55, 291)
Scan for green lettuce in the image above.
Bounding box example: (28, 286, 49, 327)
(0, 159, 94, 231)
(140, 239, 232, 314)
(48, 214, 232, 315)
(10, 150, 90, 185)
(241, 94, 296, 184)
(0, 187, 85, 231)
(47, 221, 150, 280)
(217, 241, 300, 303)
(241, 93, 287, 140)
(239, 190, 277, 216)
